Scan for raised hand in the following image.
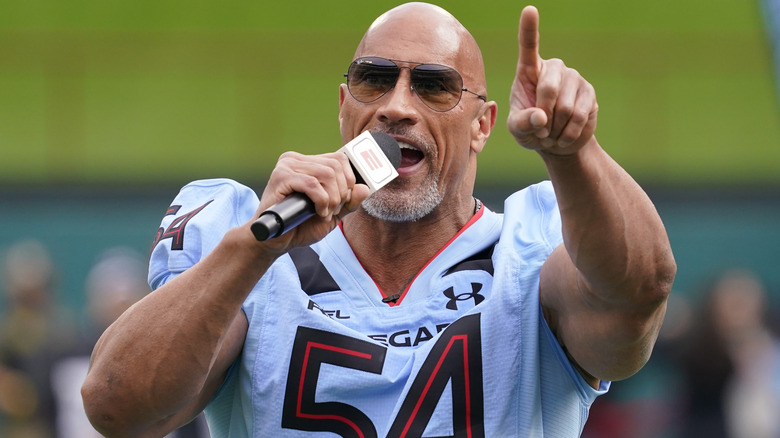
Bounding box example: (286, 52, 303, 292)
(506, 6, 599, 156)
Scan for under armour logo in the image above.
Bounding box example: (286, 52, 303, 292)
(443, 283, 485, 310)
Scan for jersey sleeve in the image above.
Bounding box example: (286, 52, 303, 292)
(501, 180, 563, 253)
(148, 178, 260, 290)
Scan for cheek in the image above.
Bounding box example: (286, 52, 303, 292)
(435, 141, 472, 185)
(339, 103, 371, 140)
(339, 105, 365, 143)
(437, 116, 474, 170)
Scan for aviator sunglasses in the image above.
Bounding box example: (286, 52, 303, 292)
(344, 56, 487, 112)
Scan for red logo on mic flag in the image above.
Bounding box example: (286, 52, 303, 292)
(360, 149, 382, 171)
(340, 131, 399, 193)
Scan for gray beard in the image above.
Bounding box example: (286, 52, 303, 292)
(361, 172, 442, 222)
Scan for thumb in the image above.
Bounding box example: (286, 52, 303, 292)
(507, 107, 547, 136)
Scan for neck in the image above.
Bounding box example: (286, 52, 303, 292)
(342, 194, 478, 297)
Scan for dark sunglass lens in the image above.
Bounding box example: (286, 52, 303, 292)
(347, 58, 400, 102)
(411, 65, 463, 111)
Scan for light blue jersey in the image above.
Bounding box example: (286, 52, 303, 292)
(149, 178, 608, 437)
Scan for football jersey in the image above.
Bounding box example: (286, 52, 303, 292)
(149, 178, 609, 437)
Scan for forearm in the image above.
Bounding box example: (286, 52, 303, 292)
(541, 137, 676, 307)
(82, 225, 274, 435)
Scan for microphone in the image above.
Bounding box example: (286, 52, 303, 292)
(250, 131, 401, 241)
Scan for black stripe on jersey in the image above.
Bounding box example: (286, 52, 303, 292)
(442, 242, 496, 277)
(288, 246, 341, 296)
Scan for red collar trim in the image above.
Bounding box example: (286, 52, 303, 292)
(341, 204, 486, 307)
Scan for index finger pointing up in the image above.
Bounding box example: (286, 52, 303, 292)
(518, 5, 541, 73)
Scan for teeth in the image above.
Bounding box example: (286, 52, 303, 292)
(398, 142, 417, 151)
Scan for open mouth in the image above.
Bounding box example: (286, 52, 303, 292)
(399, 143, 424, 168)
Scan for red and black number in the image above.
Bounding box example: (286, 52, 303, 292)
(282, 326, 386, 438)
(387, 313, 484, 438)
(151, 200, 213, 251)
(282, 314, 485, 437)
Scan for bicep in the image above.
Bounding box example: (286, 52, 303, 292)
(204, 308, 248, 402)
(539, 245, 600, 388)
(540, 244, 663, 385)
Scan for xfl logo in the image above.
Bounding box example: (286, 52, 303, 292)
(443, 282, 485, 310)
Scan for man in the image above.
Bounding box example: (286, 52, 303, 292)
(82, 3, 676, 437)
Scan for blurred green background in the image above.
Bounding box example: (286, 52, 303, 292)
(1, 0, 778, 186)
(0, 0, 778, 308)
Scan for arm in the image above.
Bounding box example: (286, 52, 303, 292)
(81, 152, 370, 437)
(507, 6, 676, 384)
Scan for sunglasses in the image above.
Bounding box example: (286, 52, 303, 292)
(344, 57, 487, 112)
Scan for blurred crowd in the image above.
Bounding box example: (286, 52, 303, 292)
(1, 237, 778, 438)
(0, 239, 209, 438)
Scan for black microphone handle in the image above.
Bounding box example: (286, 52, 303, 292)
(250, 193, 315, 241)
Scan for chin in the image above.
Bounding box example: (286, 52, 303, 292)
(362, 184, 442, 223)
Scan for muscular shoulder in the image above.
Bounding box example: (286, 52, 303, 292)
(148, 178, 260, 289)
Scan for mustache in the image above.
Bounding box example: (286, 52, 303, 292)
(374, 126, 435, 156)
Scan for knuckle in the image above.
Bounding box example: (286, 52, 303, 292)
(319, 164, 337, 181)
(300, 174, 321, 191)
(556, 102, 574, 119)
(278, 151, 300, 162)
(570, 107, 589, 125)
(328, 196, 342, 210)
(324, 153, 349, 174)
(548, 58, 565, 68)
(537, 82, 558, 101)
(560, 130, 579, 145)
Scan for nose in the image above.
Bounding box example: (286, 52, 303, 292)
(376, 69, 420, 126)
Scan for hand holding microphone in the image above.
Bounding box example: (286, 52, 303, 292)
(251, 131, 401, 241)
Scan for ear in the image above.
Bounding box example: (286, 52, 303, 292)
(338, 84, 348, 128)
(470, 100, 497, 154)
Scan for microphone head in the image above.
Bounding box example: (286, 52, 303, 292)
(370, 132, 402, 170)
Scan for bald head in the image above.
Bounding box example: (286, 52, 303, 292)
(355, 2, 487, 95)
